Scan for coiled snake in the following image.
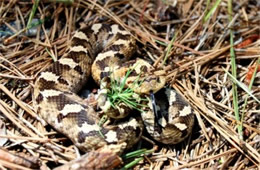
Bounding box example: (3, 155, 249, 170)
(34, 23, 194, 153)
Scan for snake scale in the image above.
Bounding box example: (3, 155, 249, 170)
(34, 23, 195, 153)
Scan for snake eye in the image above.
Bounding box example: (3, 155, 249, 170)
(100, 71, 110, 79)
(156, 77, 161, 83)
(140, 65, 148, 72)
(115, 53, 125, 59)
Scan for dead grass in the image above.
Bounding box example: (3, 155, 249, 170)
(0, 0, 259, 169)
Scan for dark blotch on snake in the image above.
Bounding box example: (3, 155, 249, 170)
(58, 77, 69, 86)
(71, 37, 90, 49)
(36, 93, 44, 103)
(38, 78, 56, 92)
(74, 65, 84, 75)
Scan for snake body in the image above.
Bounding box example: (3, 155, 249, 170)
(34, 23, 194, 153)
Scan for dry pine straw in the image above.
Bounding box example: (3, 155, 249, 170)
(0, 0, 259, 169)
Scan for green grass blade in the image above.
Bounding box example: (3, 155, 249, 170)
(27, 0, 40, 29)
(163, 32, 177, 65)
(227, 0, 243, 139)
(45, 47, 57, 62)
(223, 69, 260, 104)
(155, 39, 167, 46)
(97, 115, 108, 138)
(121, 148, 154, 169)
(121, 157, 144, 170)
(203, 0, 222, 22)
(119, 68, 133, 91)
(27, 18, 46, 30)
(121, 148, 147, 159)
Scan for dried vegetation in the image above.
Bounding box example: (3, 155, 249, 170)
(0, 0, 259, 169)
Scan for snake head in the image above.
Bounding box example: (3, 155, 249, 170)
(123, 58, 167, 94)
(97, 58, 166, 119)
(126, 69, 166, 95)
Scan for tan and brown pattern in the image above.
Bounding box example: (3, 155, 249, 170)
(141, 88, 195, 144)
(34, 23, 194, 153)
